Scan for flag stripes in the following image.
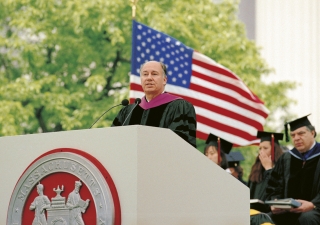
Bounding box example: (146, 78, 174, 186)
(130, 20, 269, 146)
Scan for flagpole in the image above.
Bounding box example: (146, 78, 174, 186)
(130, 0, 139, 19)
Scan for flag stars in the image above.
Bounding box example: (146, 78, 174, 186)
(132, 22, 193, 89)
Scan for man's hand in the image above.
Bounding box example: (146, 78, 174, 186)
(290, 200, 314, 213)
(259, 151, 273, 170)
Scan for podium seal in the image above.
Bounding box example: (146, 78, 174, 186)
(7, 148, 121, 225)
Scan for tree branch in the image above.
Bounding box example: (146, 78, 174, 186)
(104, 50, 121, 93)
(35, 106, 48, 132)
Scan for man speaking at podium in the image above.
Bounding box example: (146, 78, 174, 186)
(112, 61, 197, 148)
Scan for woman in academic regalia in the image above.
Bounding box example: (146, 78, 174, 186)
(248, 131, 284, 213)
(204, 133, 233, 169)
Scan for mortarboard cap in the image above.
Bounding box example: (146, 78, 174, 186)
(284, 114, 312, 142)
(226, 152, 244, 168)
(205, 133, 233, 154)
(257, 131, 284, 162)
(257, 131, 284, 144)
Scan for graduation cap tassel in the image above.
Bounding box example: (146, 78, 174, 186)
(217, 137, 221, 165)
(271, 134, 275, 162)
(284, 123, 289, 142)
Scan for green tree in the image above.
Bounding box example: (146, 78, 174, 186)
(0, 0, 296, 177)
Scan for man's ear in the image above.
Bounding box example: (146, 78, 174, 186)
(163, 76, 167, 85)
(311, 130, 316, 137)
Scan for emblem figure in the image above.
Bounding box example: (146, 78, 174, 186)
(29, 183, 51, 225)
(66, 180, 90, 225)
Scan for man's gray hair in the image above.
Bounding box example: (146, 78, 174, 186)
(306, 125, 317, 137)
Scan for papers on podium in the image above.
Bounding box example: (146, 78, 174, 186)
(250, 199, 264, 204)
(250, 199, 267, 212)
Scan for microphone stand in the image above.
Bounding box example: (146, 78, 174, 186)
(89, 99, 129, 128)
(122, 98, 141, 126)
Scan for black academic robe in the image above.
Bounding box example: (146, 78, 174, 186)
(249, 169, 272, 200)
(265, 142, 320, 225)
(112, 98, 197, 148)
(248, 169, 273, 213)
(266, 143, 320, 203)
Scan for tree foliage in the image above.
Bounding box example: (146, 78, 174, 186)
(1, 0, 296, 178)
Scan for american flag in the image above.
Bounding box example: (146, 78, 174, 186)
(130, 20, 269, 146)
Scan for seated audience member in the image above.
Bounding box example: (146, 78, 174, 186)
(204, 133, 233, 169)
(112, 61, 197, 147)
(250, 209, 274, 225)
(266, 114, 320, 225)
(248, 131, 284, 213)
(226, 152, 247, 185)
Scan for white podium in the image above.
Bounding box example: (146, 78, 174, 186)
(0, 125, 249, 224)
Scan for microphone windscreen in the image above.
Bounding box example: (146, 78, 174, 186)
(121, 99, 129, 106)
(135, 98, 141, 104)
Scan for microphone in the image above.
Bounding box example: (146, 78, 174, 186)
(122, 98, 141, 126)
(89, 99, 129, 128)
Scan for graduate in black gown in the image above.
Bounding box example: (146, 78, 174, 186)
(248, 131, 284, 213)
(266, 115, 320, 225)
(204, 133, 233, 169)
(226, 152, 247, 185)
(112, 61, 197, 148)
